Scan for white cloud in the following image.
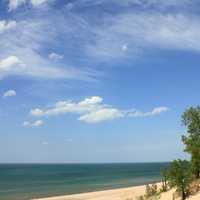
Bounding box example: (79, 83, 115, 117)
(0, 17, 97, 81)
(3, 0, 198, 78)
(79, 108, 124, 123)
(84, 0, 191, 8)
(7, 0, 26, 11)
(0, 56, 24, 72)
(22, 120, 44, 127)
(86, 13, 200, 60)
(0, 55, 69, 79)
(0, 20, 16, 33)
(0, 52, 93, 80)
(30, 96, 169, 123)
(79, 96, 103, 106)
(7, 0, 52, 10)
(30, 96, 103, 117)
(127, 107, 169, 117)
(48, 52, 63, 61)
(3, 90, 16, 98)
(151, 107, 169, 115)
(31, 0, 49, 7)
(30, 108, 44, 116)
(135, 0, 190, 7)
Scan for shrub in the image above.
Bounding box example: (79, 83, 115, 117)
(145, 184, 158, 198)
(135, 196, 144, 200)
(189, 179, 200, 195)
(160, 168, 169, 192)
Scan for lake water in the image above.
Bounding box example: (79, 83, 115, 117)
(0, 163, 170, 200)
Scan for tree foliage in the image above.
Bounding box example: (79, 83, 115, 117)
(168, 159, 192, 200)
(182, 106, 200, 178)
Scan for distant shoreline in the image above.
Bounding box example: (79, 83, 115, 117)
(0, 162, 171, 165)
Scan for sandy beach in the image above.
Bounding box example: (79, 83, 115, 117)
(33, 183, 200, 200)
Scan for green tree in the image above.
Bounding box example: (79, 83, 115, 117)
(182, 106, 200, 179)
(168, 159, 192, 200)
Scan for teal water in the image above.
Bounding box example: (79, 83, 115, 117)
(0, 163, 169, 200)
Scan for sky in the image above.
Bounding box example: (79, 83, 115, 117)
(0, 0, 200, 163)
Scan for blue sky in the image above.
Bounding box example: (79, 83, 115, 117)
(0, 0, 199, 163)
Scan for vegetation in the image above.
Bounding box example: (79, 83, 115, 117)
(159, 106, 200, 200)
(182, 106, 200, 179)
(135, 106, 200, 200)
(160, 168, 169, 192)
(167, 159, 192, 200)
(145, 183, 158, 198)
(136, 184, 161, 200)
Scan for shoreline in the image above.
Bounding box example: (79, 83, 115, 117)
(32, 183, 200, 200)
(33, 183, 162, 200)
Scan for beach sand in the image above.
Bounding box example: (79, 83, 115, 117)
(33, 183, 200, 200)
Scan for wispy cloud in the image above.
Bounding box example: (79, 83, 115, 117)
(0, 16, 98, 81)
(3, 0, 198, 83)
(48, 52, 63, 61)
(127, 107, 169, 117)
(80, 0, 193, 10)
(78, 108, 124, 123)
(85, 0, 191, 7)
(3, 90, 16, 98)
(7, 0, 26, 11)
(22, 120, 44, 127)
(7, 0, 53, 11)
(30, 96, 169, 123)
(86, 13, 200, 60)
(0, 55, 68, 79)
(0, 20, 16, 33)
(30, 0, 50, 7)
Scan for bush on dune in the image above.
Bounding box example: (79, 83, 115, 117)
(136, 184, 160, 200)
(160, 168, 169, 192)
